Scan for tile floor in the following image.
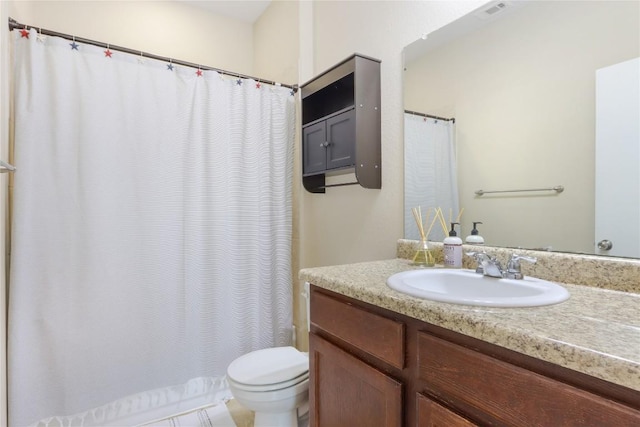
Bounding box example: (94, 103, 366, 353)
(225, 399, 309, 427)
(226, 399, 255, 427)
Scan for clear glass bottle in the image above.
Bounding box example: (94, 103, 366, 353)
(412, 238, 435, 267)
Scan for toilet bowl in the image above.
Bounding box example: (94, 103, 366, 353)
(227, 346, 309, 427)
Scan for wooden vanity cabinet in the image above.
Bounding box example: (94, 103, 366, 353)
(309, 289, 404, 427)
(309, 286, 640, 427)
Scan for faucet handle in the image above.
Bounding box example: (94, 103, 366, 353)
(466, 251, 493, 274)
(465, 251, 492, 260)
(505, 254, 537, 279)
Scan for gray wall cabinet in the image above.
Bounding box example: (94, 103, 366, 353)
(301, 54, 381, 193)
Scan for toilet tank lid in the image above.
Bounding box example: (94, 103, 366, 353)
(227, 346, 309, 386)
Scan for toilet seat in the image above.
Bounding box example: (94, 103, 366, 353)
(227, 346, 309, 392)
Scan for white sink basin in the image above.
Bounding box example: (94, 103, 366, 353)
(387, 269, 569, 307)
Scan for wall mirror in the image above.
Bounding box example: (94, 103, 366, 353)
(403, 0, 640, 258)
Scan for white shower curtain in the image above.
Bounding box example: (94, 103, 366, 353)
(404, 113, 459, 241)
(8, 29, 295, 427)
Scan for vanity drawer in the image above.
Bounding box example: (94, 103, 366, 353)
(416, 393, 478, 427)
(417, 332, 640, 426)
(310, 289, 405, 369)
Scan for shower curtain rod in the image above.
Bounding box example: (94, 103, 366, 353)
(8, 18, 298, 91)
(405, 109, 455, 123)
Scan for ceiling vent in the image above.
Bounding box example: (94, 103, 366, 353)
(475, 1, 513, 20)
(485, 2, 508, 15)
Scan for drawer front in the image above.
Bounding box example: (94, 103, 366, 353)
(416, 393, 478, 427)
(417, 332, 640, 426)
(311, 289, 405, 369)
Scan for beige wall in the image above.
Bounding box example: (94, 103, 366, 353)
(291, 0, 483, 349)
(253, 0, 298, 85)
(298, 0, 482, 270)
(8, 1, 255, 75)
(404, 1, 639, 254)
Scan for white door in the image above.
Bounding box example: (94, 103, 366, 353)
(595, 57, 640, 257)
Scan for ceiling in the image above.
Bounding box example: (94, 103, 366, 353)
(176, 0, 272, 23)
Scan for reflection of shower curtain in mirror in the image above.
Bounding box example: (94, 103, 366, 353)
(404, 113, 459, 241)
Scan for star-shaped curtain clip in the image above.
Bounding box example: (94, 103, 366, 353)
(70, 36, 79, 51)
(255, 80, 262, 89)
(236, 78, 243, 86)
(167, 59, 174, 71)
(104, 44, 113, 58)
(196, 67, 203, 77)
(19, 27, 29, 38)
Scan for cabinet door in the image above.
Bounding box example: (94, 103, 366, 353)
(326, 109, 355, 170)
(303, 121, 328, 175)
(416, 393, 478, 427)
(310, 332, 402, 427)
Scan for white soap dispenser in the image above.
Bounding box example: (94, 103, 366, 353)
(443, 222, 463, 268)
(465, 222, 485, 245)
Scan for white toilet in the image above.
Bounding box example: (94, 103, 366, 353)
(227, 346, 309, 427)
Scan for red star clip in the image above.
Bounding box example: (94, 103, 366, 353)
(104, 49, 113, 58)
(196, 69, 203, 77)
(255, 82, 262, 89)
(20, 28, 29, 38)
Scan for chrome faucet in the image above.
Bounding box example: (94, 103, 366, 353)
(466, 251, 504, 278)
(466, 251, 537, 280)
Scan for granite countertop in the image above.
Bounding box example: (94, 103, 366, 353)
(299, 258, 640, 392)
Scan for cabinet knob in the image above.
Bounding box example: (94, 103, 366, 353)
(322, 141, 330, 147)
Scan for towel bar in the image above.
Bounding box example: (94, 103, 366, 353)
(475, 185, 564, 196)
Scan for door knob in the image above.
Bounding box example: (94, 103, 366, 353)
(597, 240, 613, 251)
